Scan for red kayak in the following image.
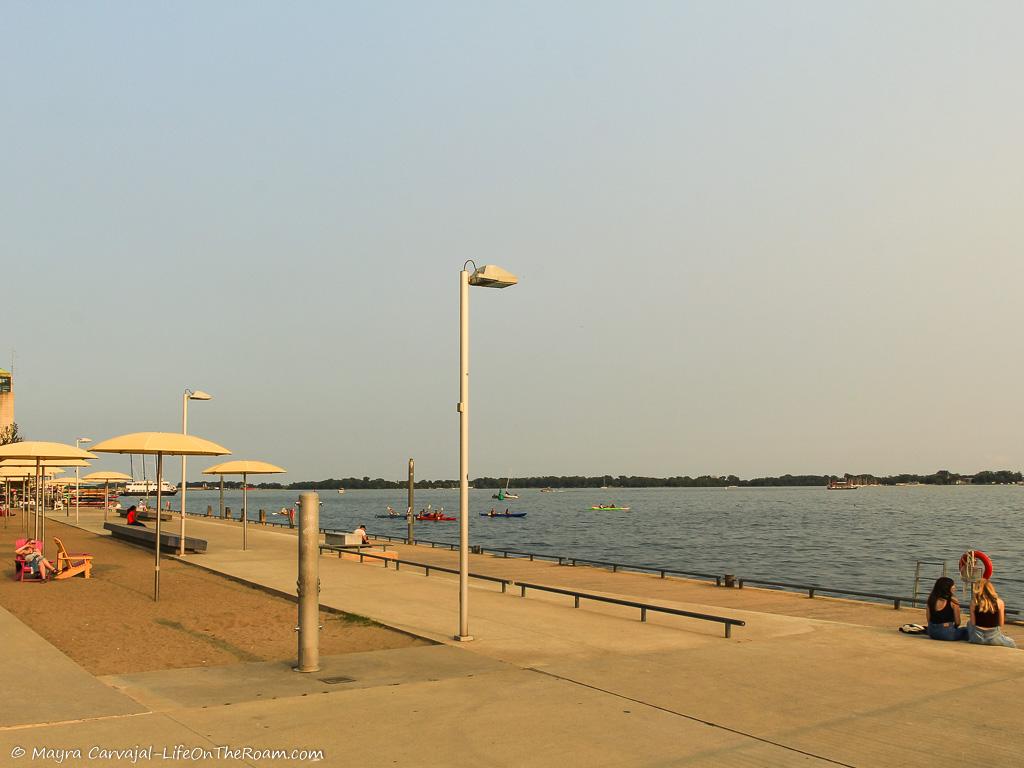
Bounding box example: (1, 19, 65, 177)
(415, 514, 456, 521)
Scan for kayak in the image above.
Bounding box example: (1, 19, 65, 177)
(479, 512, 527, 518)
(375, 514, 405, 519)
(590, 506, 631, 511)
(415, 514, 456, 521)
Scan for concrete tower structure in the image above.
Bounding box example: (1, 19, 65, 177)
(0, 368, 13, 431)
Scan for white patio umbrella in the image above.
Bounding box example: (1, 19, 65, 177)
(0, 443, 96, 543)
(81, 471, 133, 521)
(202, 460, 286, 550)
(90, 432, 230, 601)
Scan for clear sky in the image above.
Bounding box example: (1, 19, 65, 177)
(3, 2, 1023, 481)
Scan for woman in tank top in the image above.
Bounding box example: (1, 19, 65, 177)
(925, 577, 967, 641)
(968, 579, 1016, 648)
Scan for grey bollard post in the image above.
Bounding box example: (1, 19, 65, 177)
(224, 505, 231, 520)
(259, 509, 266, 525)
(296, 491, 320, 672)
(206, 505, 213, 517)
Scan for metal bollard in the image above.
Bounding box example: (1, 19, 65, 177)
(206, 505, 213, 517)
(296, 492, 320, 673)
(223, 506, 231, 520)
(259, 509, 266, 525)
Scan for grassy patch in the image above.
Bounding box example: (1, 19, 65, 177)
(334, 612, 380, 627)
(154, 618, 263, 662)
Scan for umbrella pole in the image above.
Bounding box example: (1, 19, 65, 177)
(22, 478, 28, 536)
(242, 473, 248, 551)
(35, 459, 42, 543)
(219, 476, 224, 518)
(104, 481, 109, 521)
(154, 453, 163, 602)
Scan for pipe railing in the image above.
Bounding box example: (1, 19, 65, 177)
(324, 547, 743, 637)
(514, 580, 744, 638)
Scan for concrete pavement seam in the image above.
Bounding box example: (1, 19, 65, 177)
(0, 711, 154, 733)
(525, 667, 857, 768)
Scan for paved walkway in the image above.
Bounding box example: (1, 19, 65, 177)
(0, 508, 1020, 767)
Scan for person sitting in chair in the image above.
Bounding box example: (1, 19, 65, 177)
(126, 505, 146, 527)
(15, 540, 54, 580)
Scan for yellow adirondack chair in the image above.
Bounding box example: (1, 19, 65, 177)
(53, 537, 93, 580)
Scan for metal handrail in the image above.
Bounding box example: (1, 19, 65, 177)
(515, 580, 744, 638)
(329, 547, 742, 637)
(320, 545, 513, 592)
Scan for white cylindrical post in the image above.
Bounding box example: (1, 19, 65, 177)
(457, 269, 472, 641)
(296, 491, 320, 672)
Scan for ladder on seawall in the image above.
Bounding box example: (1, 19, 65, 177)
(912, 559, 948, 608)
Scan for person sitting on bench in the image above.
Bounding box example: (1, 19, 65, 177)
(353, 524, 369, 544)
(126, 505, 146, 527)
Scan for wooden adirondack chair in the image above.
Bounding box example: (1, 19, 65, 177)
(53, 536, 93, 580)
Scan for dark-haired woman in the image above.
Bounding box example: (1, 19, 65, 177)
(926, 577, 967, 641)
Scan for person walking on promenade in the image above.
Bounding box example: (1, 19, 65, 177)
(925, 577, 967, 641)
(969, 579, 1017, 648)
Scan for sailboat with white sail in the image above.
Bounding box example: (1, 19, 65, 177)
(492, 476, 519, 500)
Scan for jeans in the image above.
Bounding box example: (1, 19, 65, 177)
(968, 623, 1017, 648)
(927, 622, 967, 641)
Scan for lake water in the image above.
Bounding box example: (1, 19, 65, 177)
(179, 485, 1024, 607)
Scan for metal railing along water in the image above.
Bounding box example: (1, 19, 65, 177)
(182, 511, 1023, 624)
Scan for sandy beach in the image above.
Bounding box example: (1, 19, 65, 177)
(0, 516, 426, 676)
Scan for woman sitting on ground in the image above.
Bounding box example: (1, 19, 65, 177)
(925, 577, 967, 641)
(15, 540, 54, 580)
(969, 579, 1017, 648)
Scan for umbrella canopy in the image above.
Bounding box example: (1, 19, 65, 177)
(90, 432, 230, 456)
(0, 458, 91, 468)
(203, 460, 285, 551)
(81, 471, 134, 482)
(0, 441, 97, 461)
(203, 460, 286, 475)
(0, 467, 62, 478)
(91, 432, 230, 602)
(46, 477, 83, 485)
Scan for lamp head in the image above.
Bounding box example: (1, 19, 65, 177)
(468, 264, 518, 289)
(187, 390, 213, 401)
(77, 437, 92, 444)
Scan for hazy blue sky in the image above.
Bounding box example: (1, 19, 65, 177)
(3, 2, 1023, 481)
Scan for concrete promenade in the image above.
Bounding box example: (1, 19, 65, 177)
(2, 509, 1021, 767)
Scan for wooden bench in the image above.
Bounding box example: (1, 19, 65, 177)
(103, 522, 208, 554)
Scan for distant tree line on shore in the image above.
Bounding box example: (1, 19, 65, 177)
(186, 469, 1024, 490)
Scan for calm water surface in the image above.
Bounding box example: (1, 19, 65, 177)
(183, 486, 1024, 606)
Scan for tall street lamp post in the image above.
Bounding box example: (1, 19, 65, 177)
(181, 389, 213, 555)
(457, 262, 518, 641)
(75, 437, 92, 523)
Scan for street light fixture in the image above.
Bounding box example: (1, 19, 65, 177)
(75, 437, 92, 523)
(180, 389, 213, 555)
(457, 261, 518, 641)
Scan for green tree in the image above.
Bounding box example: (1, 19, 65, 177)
(0, 422, 22, 445)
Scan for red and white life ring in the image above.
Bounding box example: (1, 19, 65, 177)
(959, 550, 993, 580)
